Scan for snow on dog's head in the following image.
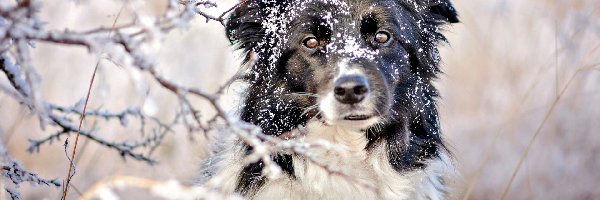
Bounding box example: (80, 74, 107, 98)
(226, 0, 458, 134)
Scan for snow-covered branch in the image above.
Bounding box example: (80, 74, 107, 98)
(1, 137, 61, 200)
(0, 0, 381, 199)
(1, 0, 246, 198)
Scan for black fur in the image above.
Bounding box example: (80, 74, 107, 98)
(225, 0, 458, 196)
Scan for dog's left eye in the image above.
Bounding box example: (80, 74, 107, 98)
(303, 37, 320, 49)
(374, 31, 391, 44)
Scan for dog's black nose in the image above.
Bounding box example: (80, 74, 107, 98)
(334, 75, 369, 104)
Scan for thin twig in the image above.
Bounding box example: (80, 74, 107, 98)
(60, 62, 99, 200)
(499, 66, 597, 199)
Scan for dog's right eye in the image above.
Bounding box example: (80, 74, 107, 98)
(303, 37, 319, 49)
(374, 31, 390, 44)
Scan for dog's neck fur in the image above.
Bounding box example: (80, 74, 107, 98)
(244, 120, 449, 199)
(303, 120, 369, 152)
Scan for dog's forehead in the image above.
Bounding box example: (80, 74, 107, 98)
(286, 0, 405, 37)
(289, 0, 397, 17)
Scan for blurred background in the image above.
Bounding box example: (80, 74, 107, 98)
(0, 0, 599, 199)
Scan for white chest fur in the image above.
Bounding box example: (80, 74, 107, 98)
(251, 121, 449, 200)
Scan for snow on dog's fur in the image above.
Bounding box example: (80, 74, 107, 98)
(201, 0, 459, 199)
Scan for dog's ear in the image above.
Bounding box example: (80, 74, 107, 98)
(419, 0, 459, 24)
(225, 1, 264, 63)
(226, 1, 289, 63)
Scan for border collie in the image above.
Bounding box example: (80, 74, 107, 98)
(201, 0, 459, 199)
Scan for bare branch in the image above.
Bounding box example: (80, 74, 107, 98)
(1, 162, 61, 187)
(26, 112, 158, 164)
(1, 0, 383, 198)
(1, 136, 61, 200)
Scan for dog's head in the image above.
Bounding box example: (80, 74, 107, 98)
(227, 0, 458, 133)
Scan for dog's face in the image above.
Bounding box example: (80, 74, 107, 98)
(228, 0, 458, 133)
(282, 0, 421, 129)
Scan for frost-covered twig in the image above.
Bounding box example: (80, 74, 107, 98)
(1, 164, 62, 187)
(1, 137, 61, 200)
(5, 188, 20, 200)
(26, 110, 162, 164)
(179, 0, 244, 24)
(27, 101, 186, 164)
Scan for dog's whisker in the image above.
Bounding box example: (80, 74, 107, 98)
(310, 110, 323, 121)
(301, 104, 320, 116)
(284, 92, 320, 98)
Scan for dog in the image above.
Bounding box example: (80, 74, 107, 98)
(200, 0, 459, 199)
